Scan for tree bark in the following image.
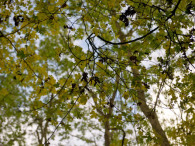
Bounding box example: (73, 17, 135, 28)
(104, 118, 110, 146)
(132, 68, 170, 146)
(115, 23, 170, 145)
(88, 75, 119, 146)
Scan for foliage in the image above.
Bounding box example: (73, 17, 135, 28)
(0, 0, 194, 145)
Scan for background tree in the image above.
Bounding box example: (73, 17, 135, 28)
(0, 0, 194, 145)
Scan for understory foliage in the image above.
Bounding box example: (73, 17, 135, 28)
(0, 0, 194, 145)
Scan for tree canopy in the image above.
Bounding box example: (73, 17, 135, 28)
(0, 0, 194, 145)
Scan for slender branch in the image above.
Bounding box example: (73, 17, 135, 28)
(153, 80, 165, 113)
(97, 0, 182, 45)
(87, 88, 105, 116)
(97, 26, 158, 45)
(110, 128, 126, 146)
(45, 87, 85, 144)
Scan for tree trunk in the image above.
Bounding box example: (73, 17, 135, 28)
(115, 22, 170, 145)
(132, 68, 170, 146)
(104, 118, 110, 146)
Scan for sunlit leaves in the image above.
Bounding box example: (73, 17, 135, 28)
(0, 0, 194, 145)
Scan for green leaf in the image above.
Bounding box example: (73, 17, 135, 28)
(17, 50, 26, 59)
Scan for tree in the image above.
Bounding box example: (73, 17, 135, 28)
(0, 0, 194, 145)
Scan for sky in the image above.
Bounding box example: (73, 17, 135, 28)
(1, 1, 194, 145)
